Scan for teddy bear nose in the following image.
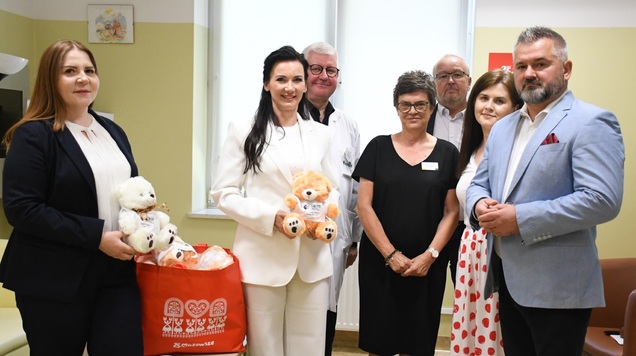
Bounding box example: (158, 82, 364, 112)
(150, 194, 155, 198)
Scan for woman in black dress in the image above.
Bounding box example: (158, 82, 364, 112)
(353, 70, 459, 356)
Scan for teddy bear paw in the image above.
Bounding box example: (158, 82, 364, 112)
(316, 222, 338, 243)
(127, 230, 156, 254)
(282, 213, 306, 238)
(155, 223, 178, 251)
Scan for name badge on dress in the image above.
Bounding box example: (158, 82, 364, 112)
(421, 162, 439, 171)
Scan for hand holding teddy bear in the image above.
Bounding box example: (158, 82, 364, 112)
(281, 170, 340, 243)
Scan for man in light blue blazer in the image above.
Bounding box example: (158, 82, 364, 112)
(466, 27, 624, 356)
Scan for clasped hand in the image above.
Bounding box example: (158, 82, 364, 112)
(387, 251, 433, 277)
(475, 198, 520, 237)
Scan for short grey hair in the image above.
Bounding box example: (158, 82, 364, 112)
(432, 54, 470, 76)
(302, 41, 338, 61)
(393, 70, 437, 107)
(515, 26, 568, 62)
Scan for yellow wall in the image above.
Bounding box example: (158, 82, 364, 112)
(0, 10, 239, 247)
(0, 10, 32, 239)
(0, 10, 32, 60)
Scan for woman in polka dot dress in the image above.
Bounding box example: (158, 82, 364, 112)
(451, 69, 522, 356)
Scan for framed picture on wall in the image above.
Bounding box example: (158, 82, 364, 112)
(87, 5, 134, 44)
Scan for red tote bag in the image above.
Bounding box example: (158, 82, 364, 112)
(136, 249, 247, 355)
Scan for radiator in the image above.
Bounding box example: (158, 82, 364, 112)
(335, 258, 360, 331)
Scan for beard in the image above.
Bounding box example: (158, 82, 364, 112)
(520, 77, 566, 104)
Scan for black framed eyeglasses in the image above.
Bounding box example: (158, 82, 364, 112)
(309, 64, 340, 78)
(434, 71, 468, 82)
(397, 101, 430, 113)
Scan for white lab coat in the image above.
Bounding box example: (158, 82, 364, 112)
(325, 107, 363, 312)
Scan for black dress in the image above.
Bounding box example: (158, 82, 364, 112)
(352, 135, 459, 356)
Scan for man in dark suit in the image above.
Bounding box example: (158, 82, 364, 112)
(428, 54, 472, 285)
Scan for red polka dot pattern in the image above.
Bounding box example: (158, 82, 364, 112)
(450, 227, 505, 355)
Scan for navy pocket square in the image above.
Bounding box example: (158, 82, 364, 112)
(541, 133, 559, 145)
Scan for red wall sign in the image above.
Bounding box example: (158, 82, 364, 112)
(488, 53, 513, 72)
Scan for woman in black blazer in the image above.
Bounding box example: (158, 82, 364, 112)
(0, 40, 143, 355)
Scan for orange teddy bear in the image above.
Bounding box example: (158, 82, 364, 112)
(282, 170, 339, 243)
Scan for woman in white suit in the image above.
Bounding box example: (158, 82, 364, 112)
(211, 45, 335, 356)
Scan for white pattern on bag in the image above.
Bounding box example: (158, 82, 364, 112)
(162, 297, 228, 337)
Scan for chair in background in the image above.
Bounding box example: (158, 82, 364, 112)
(623, 290, 636, 356)
(583, 258, 636, 356)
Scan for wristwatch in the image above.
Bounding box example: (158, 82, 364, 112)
(427, 247, 439, 258)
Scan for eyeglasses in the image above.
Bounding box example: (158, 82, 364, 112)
(435, 71, 468, 82)
(309, 64, 340, 78)
(397, 101, 430, 113)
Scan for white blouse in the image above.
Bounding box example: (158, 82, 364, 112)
(66, 117, 131, 232)
(455, 153, 477, 228)
(277, 122, 306, 176)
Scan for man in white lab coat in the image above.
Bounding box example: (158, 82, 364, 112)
(302, 41, 362, 356)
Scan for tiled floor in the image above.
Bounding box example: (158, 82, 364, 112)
(332, 330, 450, 356)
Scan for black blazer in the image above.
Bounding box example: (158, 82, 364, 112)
(0, 111, 138, 302)
(426, 103, 438, 135)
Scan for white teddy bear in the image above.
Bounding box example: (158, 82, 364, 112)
(117, 176, 176, 254)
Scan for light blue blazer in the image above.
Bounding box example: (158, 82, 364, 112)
(211, 114, 336, 287)
(466, 91, 624, 309)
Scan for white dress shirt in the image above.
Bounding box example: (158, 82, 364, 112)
(433, 103, 465, 150)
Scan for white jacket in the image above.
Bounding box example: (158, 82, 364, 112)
(211, 115, 336, 286)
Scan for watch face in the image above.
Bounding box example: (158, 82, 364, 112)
(429, 247, 439, 258)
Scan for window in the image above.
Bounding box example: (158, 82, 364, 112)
(206, 0, 474, 207)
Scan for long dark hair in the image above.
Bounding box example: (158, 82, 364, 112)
(243, 45, 309, 174)
(456, 69, 523, 177)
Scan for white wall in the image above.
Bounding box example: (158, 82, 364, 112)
(5, 0, 633, 27)
(334, 0, 471, 149)
(0, 0, 31, 18)
(475, 0, 636, 27)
